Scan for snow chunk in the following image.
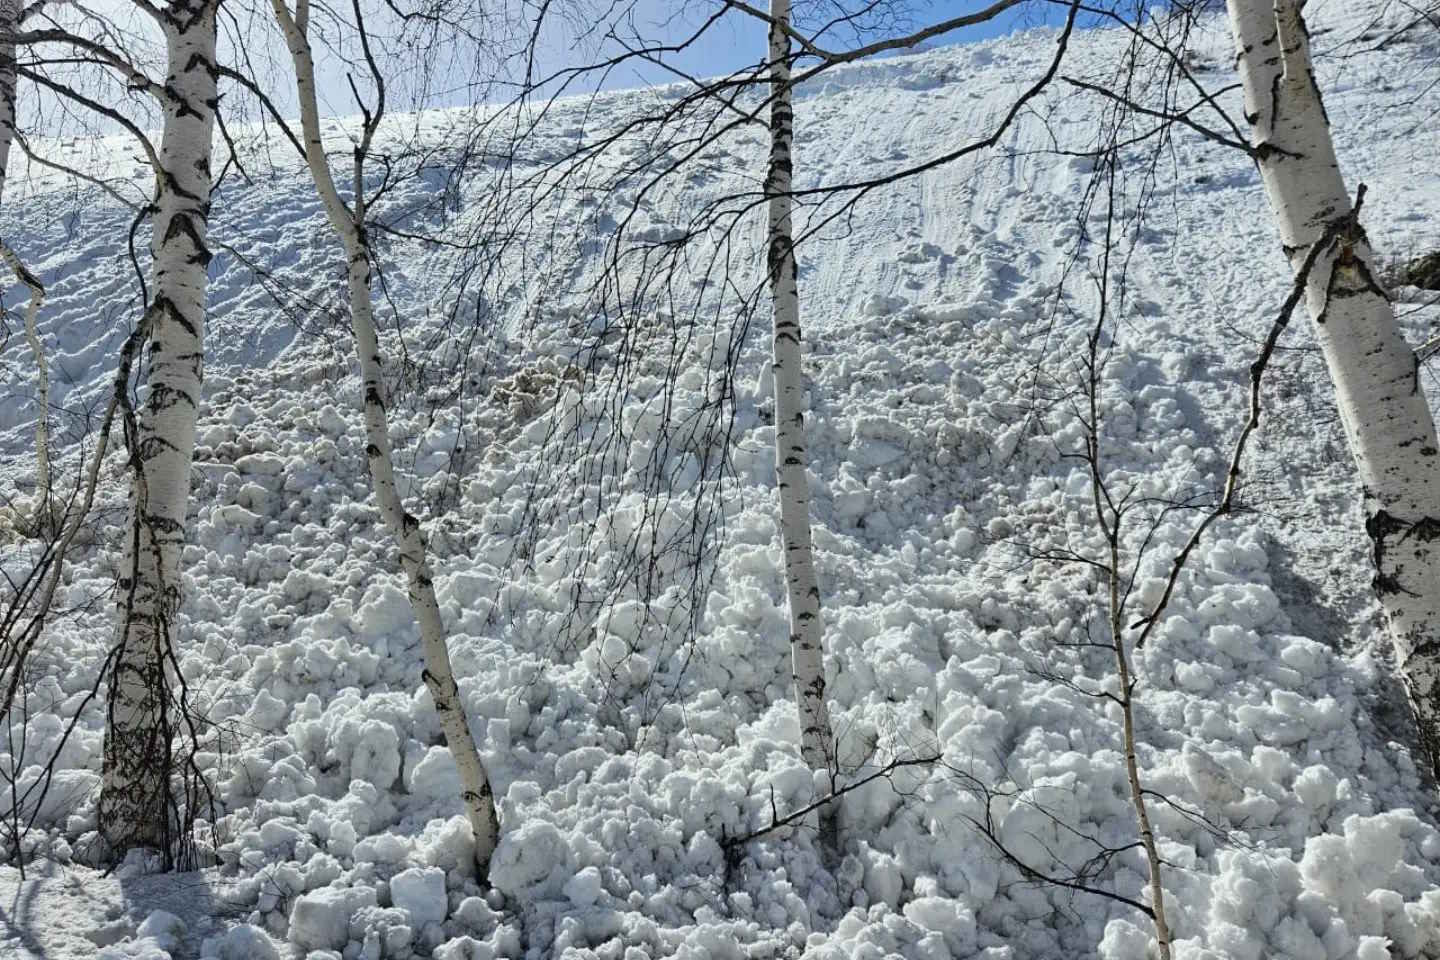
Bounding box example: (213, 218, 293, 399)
(353, 831, 410, 864)
(97, 941, 171, 959)
(408, 745, 462, 804)
(1302, 814, 1402, 901)
(200, 924, 281, 960)
(861, 843, 903, 908)
(1099, 919, 1151, 960)
(351, 905, 415, 957)
(420, 814, 477, 874)
(96, 911, 185, 959)
(343, 719, 402, 788)
(902, 896, 977, 955)
(136, 911, 184, 950)
(563, 866, 603, 907)
(1182, 743, 1242, 805)
(327, 820, 357, 857)
(356, 581, 414, 640)
(7, 768, 98, 824)
(1356, 936, 1392, 960)
(289, 885, 378, 950)
(391, 866, 448, 928)
(235, 452, 285, 476)
(436, 934, 510, 960)
(491, 819, 569, 898)
(247, 689, 289, 731)
(1294, 765, 1339, 812)
(862, 293, 908, 316)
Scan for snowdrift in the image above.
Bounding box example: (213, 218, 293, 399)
(1, 2, 1439, 958)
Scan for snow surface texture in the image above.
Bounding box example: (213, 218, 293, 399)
(2, 2, 1440, 958)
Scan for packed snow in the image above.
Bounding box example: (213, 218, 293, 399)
(2, 2, 1439, 959)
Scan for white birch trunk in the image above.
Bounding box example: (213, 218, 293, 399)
(99, 0, 218, 856)
(0, 0, 49, 526)
(272, 0, 499, 871)
(0, 0, 15, 200)
(1230, 0, 1440, 779)
(9, 254, 47, 522)
(766, 0, 835, 786)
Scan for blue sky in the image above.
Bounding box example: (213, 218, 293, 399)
(24, 0, 1074, 135)
(237, 0, 1081, 120)
(522, 0, 1069, 95)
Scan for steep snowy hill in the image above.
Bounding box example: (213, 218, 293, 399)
(1, 2, 1439, 959)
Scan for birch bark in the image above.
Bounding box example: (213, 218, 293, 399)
(9, 255, 45, 517)
(1230, 0, 1440, 778)
(100, 0, 219, 856)
(272, 0, 500, 870)
(766, 0, 835, 788)
(0, 0, 49, 527)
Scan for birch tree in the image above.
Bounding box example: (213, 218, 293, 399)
(472, 0, 1075, 796)
(97, 0, 221, 858)
(0, 0, 49, 533)
(764, 0, 835, 799)
(5, 261, 46, 528)
(1229, 0, 1440, 780)
(269, 0, 501, 871)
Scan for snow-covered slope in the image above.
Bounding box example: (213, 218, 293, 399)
(2, 3, 1439, 958)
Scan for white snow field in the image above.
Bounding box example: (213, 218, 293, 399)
(2, 1, 1440, 958)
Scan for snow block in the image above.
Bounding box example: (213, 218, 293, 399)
(137, 910, 186, 951)
(201, 924, 281, 960)
(391, 866, 448, 928)
(289, 885, 379, 951)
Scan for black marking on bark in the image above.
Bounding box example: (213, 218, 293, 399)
(166, 84, 205, 120)
(146, 294, 197, 340)
(1312, 194, 1379, 324)
(1349, 255, 1390, 301)
(1407, 516, 1440, 543)
(136, 435, 181, 461)
(1252, 141, 1294, 161)
(140, 513, 185, 537)
(146, 383, 197, 412)
(1405, 639, 1440, 666)
(1368, 508, 1408, 550)
(1373, 570, 1413, 598)
(163, 210, 209, 261)
(1367, 508, 1426, 598)
(767, 235, 793, 281)
(1308, 68, 1330, 128)
(1266, 67, 1282, 137)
